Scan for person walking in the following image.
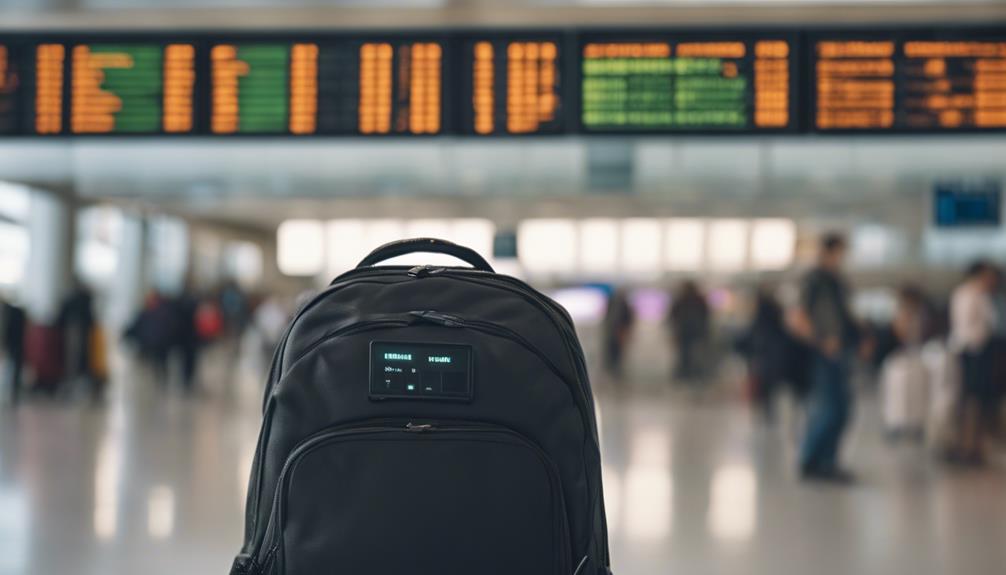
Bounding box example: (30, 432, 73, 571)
(737, 286, 791, 423)
(58, 280, 96, 392)
(124, 291, 176, 387)
(793, 233, 859, 483)
(173, 289, 201, 393)
(667, 280, 710, 385)
(949, 260, 999, 465)
(987, 266, 1006, 440)
(602, 288, 636, 381)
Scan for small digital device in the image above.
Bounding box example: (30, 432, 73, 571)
(369, 341, 473, 401)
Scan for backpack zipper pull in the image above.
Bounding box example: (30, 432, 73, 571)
(408, 265, 433, 278)
(407, 265, 445, 278)
(408, 310, 464, 327)
(405, 423, 435, 433)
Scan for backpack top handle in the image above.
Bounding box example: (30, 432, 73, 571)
(356, 237, 495, 273)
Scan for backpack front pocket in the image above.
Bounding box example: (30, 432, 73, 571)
(255, 421, 570, 575)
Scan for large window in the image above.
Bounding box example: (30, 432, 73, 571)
(518, 217, 797, 277)
(75, 206, 123, 290)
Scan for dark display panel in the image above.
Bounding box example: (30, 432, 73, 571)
(0, 44, 20, 134)
(813, 30, 1006, 132)
(459, 35, 563, 135)
(70, 43, 195, 134)
(578, 32, 797, 133)
(369, 341, 473, 401)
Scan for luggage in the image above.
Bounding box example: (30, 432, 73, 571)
(880, 348, 929, 433)
(196, 301, 224, 341)
(921, 340, 960, 450)
(24, 323, 64, 388)
(231, 239, 611, 575)
(89, 324, 109, 382)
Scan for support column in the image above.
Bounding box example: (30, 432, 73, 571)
(21, 189, 74, 324)
(108, 212, 147, 331)
(146, 215, 189, 298)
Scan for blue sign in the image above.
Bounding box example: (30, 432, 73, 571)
(934, 180, 1002, 228)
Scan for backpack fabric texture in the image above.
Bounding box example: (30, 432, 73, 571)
(231, 239, 611, 575)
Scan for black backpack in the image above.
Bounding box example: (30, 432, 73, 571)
(232, 238, 611, 575)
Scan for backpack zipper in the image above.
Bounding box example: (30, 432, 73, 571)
(255, 421, 570, 575)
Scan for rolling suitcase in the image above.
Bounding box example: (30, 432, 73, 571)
(89, 324, 109, 383)
(880, 348, 929, 433)
(25, 323, 64, 390)
(231, 238, 611, 575)
(921, 340, 960, 451)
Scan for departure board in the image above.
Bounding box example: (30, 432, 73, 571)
(210, 38, 443, 135)
(5, 27, 1006, 137)
(0, 44, 20, 134)
(813, 31, 1006, 132)
(459, 35, 563, 135)
(70, 43, 195, 134)
(578, 33, 796, 132)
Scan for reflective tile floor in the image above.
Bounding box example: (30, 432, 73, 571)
(1, 352, 1005, 575)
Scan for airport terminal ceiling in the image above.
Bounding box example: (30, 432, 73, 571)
(3, 136, 1006, 235)
(3, 1, 1006, 27)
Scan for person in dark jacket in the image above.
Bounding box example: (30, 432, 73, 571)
(2, 296, 26, 404)
(667, 280, 711, 384)
(737, 287, 791, 422)
(949, 261, 999, 465)
(172, 290, 201, 392)
(125, 291, 176, 387)
(58, 281, 96, 389)
(602, 288, 636, 381)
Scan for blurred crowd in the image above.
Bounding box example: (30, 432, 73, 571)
(602, 232, 1006, 481)
(1, 280, 108, 403)
(0, 279, 298, 404)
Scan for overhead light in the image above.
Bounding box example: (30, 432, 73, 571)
(621, 218, 662, 273)
(750, 219, 796, 270)
(665, 219, 705, 272)
(708, 219, 749, 272)
(518, 219, 577, 274)
(579, 219, 619, 273)
(277, 219, 325, 276)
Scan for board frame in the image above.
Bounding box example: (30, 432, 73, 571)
(1, 24, 1006, 138)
